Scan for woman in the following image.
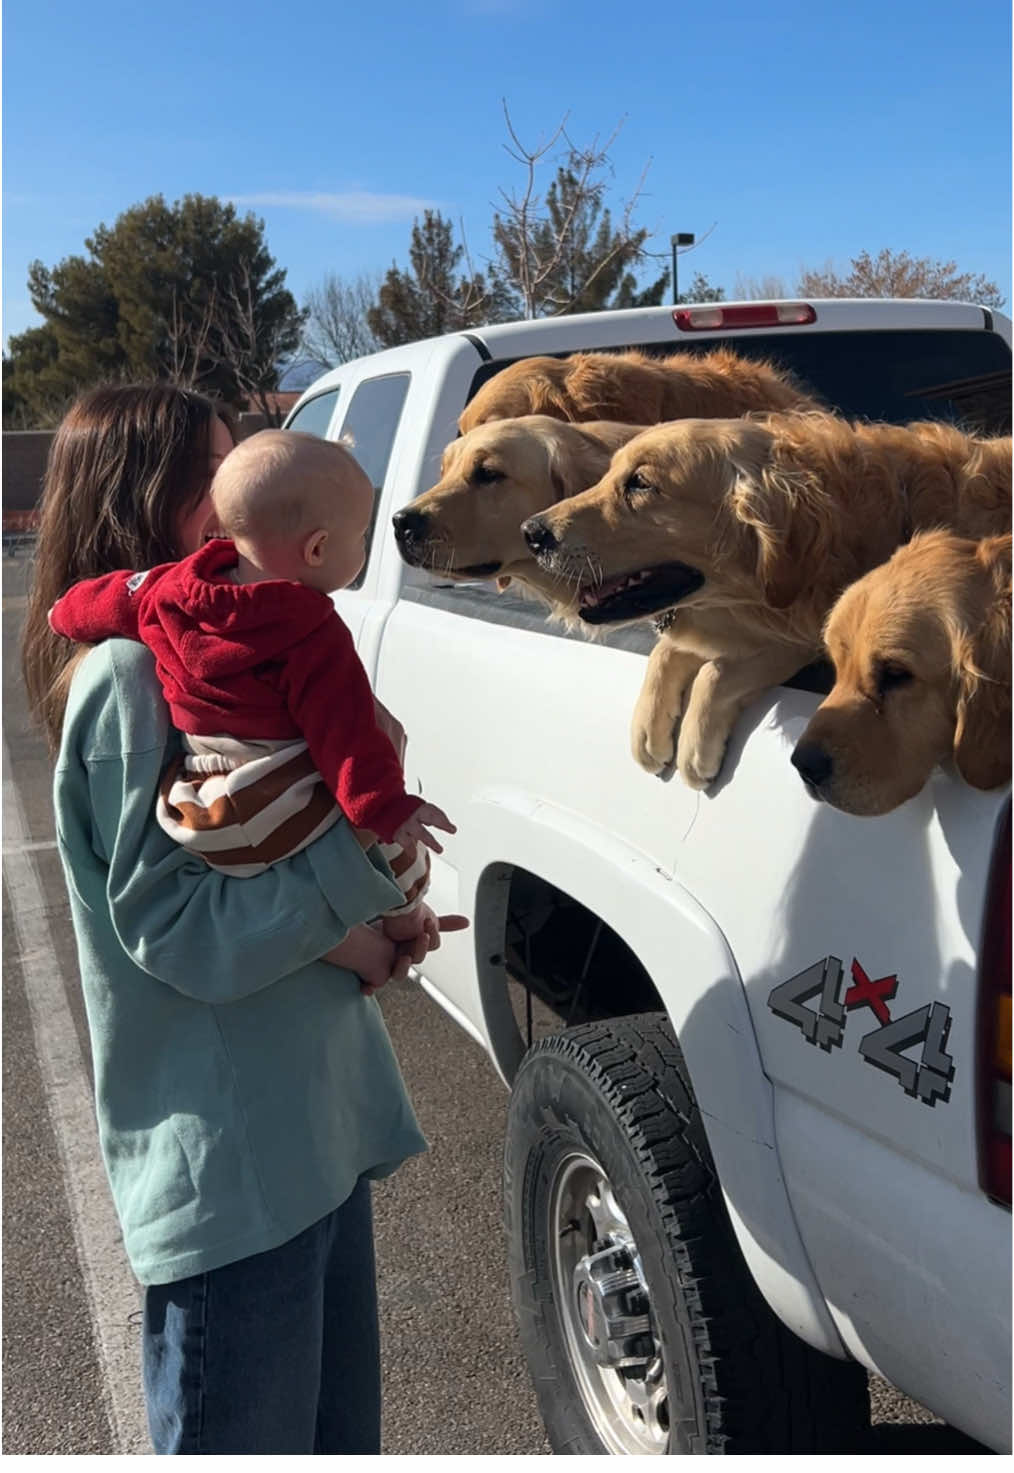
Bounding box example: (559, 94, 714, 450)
(22, 384, 443, 1455)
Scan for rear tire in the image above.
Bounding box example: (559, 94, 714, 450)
(504, 1013, 870, 1454)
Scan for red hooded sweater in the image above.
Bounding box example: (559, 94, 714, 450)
(49, 539, 422, 843)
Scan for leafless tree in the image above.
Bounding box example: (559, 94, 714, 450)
(301, 271, 382, 367)
(214, 260, 304, 424)
(731, 271, 792, 301)
(163, 283, 221, 388)
(796, 249, 1005, 308)
(490, 105, 664, 318)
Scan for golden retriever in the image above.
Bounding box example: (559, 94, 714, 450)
(392, 416, 643, 604)
(519, 413, 1012, 788)
(791, 531, 1011, 814)
(458, 347, 818, 433)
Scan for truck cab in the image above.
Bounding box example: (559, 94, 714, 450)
(286, 300, 1011, 1454)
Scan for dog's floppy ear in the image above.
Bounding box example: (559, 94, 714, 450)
(726, 424, 832, 609)
(953, 536, 1012, 790)
(544, 424, 613, 501)
(524, 371, 576, 423)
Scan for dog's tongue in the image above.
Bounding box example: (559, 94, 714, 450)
(580, 570, 650, 608)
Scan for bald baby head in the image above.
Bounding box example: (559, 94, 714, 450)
(213, 430, 365, 538)
(211, 430, 375, 592)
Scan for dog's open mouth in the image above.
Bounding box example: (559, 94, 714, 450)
(577, 562, 705, 624)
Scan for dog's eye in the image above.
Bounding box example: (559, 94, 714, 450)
(876, 660, 913, 694)
(472, 464, 504, 485)
(622, 470, 655, 505)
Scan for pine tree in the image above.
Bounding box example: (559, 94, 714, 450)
(368, 211, 499, 348)
(4, 194, 304, 425)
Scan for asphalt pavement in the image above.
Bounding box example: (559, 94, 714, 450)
(1, 553, 990, 1456)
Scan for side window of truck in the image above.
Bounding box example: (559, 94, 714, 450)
(336, 373, 411, 590)
(284, 388, 341, 438)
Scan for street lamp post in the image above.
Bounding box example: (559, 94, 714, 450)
(671, 232, 696, 305)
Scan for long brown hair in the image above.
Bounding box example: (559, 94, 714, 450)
(21, 383, 230, 753)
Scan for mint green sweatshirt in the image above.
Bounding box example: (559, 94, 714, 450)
(54, 639, 427, 1286)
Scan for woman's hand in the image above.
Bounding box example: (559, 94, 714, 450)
(324, 908, 469, 996)
(322, 923, 399, 994)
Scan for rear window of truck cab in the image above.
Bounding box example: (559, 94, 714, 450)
(465, 328, 1012, 436)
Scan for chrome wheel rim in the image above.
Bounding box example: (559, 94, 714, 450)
(548, 1150, 670, 1455)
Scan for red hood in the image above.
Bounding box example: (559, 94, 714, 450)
(170, 540, 336, 678)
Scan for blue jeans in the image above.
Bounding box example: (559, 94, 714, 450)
(142, 1177, 380, 1454)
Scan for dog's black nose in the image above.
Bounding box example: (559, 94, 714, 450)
(522, 516, 558, 555)
(392, 507, 428, 543)
(791, 740, 833, 790)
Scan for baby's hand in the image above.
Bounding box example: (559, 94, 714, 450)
(382, 909, 427, 944)
(417, 903, 469, 952)
(393, 802, 456, 855)
(386, 904, 471, 971)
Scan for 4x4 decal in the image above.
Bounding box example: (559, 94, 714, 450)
(767, 956, 955, 1107)
(767, 956, 848, 1052)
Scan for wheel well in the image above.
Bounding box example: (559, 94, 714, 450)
(479, 864, 664, 1080)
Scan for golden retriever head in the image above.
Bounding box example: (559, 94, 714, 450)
(519, 416, 840, 626)
(391, 415, 640, 597)
(791, 531, 1012, 815)
(459, 359, 581, 432)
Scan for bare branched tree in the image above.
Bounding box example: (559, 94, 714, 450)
(301, 271, 382, 368)
(490, 105, 667, 318)
(163, 283, 222, 387)
(796, 249, 1006, 308)
(417, 218, 507, 326)
(731, 272, 792, 301)
(214, 259, 305, 424)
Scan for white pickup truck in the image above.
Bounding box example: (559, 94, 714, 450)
(285, 299, 1012, 1455)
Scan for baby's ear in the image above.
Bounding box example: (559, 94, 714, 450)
(303, 528, 328, 566)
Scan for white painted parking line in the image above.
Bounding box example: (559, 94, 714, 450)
(2, 739, 149, 1455)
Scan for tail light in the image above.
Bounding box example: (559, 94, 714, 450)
(673, 303, 817, 331)
(978, 803, 1011, 1207)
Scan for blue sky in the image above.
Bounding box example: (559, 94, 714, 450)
(3, 0, 1011, 349)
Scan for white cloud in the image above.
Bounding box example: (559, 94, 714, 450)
(228, 190, 436, 224)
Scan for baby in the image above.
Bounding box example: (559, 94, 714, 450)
(49, 429, 456, 989)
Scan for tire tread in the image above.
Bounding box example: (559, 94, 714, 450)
(506, 1011, 869, 1454)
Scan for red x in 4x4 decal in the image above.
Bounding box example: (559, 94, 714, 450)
(843, 959, 899, 1025)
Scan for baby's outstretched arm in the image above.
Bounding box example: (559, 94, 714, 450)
(280, 612, 433, 842)
(49, 564, 173, 644)
(392, 802, 456, 855)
